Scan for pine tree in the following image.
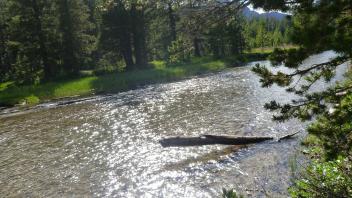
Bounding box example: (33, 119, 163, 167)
(227, 14, 246, 55)
(100, 0, 134, 69)
(255, 20, 267, 50)
(3, 0, 93, 83)
(272, 27, 282, 47)
(251, 0, 352, 122)
(6, 0, 57, 84)
(0, 0, 10, 82)
(167, 1, 177, 42)
(57, 0, 95, 75)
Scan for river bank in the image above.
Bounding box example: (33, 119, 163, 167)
(0, 53, 270, 108)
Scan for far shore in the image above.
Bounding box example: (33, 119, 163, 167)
(0, 49, 282, 109)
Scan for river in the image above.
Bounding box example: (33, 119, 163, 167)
(0, 51, 348, 197)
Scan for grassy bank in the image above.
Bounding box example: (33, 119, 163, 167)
(0, 53, 271, 107)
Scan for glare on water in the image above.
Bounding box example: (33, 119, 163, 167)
(0, 51, 347, 197)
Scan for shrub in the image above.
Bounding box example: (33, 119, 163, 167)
(289, 157, 352, 198)
(222, 189, 244, 198)
(21, 95, 40, 106)
(168, 37, 193, 64)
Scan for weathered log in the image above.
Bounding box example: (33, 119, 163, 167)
(159, 132, 300, 147)
(278, 131, 301, 142)
(160, 135, 273, 147)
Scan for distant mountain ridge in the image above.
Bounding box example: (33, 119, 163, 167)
(242, 7, 288, 20)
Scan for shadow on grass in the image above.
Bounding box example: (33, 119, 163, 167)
(0, 76, 98, 106)
(90, 56, 228, 94)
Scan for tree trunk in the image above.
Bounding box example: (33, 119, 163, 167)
(31, 0, 51, 79)
(131, 4, 148, 68)
(168, 3, 177, 42)
(193, 37, 201, 57)
(58, 0, 77, 74)
(0, 25, 5, 76)
(121, 34, 134, 70)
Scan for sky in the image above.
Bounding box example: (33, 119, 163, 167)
(249, 4, 290, 15)
(248, 5, 267, 14)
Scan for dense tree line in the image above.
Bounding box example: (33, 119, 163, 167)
(245, 17, 292, 49)
(0, 0, 292, 85)
(0, 0, 96, 84)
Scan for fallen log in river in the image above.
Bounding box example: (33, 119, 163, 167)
(159, 132, 300, 147)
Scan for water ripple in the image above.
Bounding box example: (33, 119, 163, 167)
(0, 51, 348, 197)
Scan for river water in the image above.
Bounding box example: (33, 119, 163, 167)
(0, 51, 348, 197)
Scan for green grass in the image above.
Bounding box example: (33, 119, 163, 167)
(245, 47, 275, 54)
(244, 45, 299, 54)
(0, 81, 13, 91)
(0, 54, 267, 107)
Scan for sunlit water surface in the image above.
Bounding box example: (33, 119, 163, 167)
(0, 51, 348, 197)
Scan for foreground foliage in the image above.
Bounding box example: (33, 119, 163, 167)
(222, 189, 244, 198)
(290, 157, 352, 198)
(250, 0, 352, 197)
